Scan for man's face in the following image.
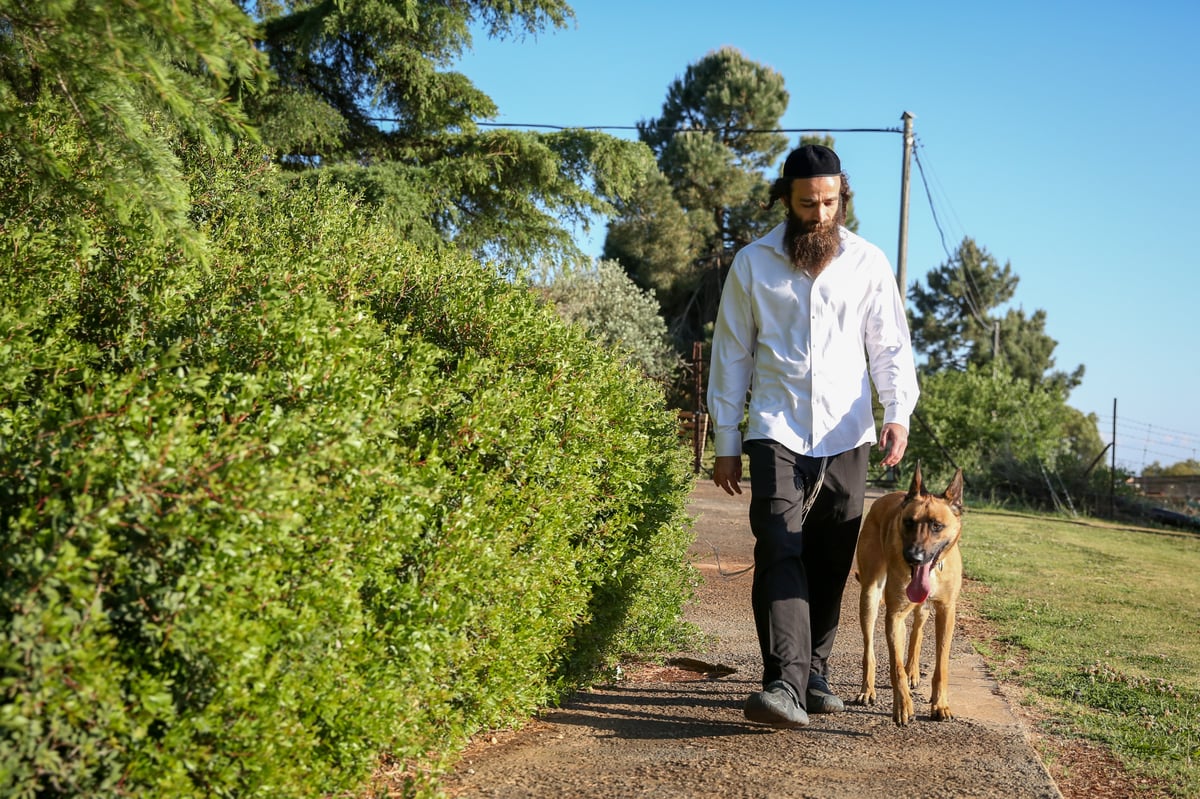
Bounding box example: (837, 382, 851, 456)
(783, 175, 842, 274)
(787, 176, 841, 229)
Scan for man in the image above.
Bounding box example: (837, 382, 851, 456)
(708, 143, 919, 728)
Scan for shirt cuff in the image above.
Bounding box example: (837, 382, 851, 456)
(882, 407, 911, 431)
(714, 429, 743, 458)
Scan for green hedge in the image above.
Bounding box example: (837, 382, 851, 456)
(0, 139, 697, 797)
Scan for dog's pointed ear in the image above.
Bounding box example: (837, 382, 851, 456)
(944, 468, 965, 516)
(906, 460, 925, 501)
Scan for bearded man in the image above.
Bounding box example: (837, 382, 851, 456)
(708, 144, 919, 728)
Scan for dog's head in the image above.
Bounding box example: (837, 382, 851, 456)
(897, 462, 965, 603)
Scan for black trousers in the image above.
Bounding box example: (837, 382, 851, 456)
(744, 439, 869, 704)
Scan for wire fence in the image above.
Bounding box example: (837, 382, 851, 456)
(1097, 414, 1200, 473)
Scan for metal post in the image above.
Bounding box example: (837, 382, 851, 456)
(1110, 398, 1117, 517)
(993, 320, 1000, 376)
(693, 342, 704, 474)
(896, 111, 915, 301)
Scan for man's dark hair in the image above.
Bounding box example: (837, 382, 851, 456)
(765, 173, 852, 226)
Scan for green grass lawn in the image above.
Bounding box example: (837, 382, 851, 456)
(963, 507, 1200, 796)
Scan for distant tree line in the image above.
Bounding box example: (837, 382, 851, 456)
(1144, 459, 1200, 477)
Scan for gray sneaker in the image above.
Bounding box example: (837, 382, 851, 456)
(744, 680, 810, 728)
(806, 672, 845, 714)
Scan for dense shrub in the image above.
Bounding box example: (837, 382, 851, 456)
(0, 133, 697, 797)
(906, 365, 1116, 513)
(538, 259, 681, 386)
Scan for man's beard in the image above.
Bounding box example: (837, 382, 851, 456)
(783, 214, 840, 275)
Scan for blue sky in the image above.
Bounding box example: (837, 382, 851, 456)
(453, 0, 1199, 473)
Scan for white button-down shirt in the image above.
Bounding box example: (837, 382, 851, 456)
(708, 222, 919, 458)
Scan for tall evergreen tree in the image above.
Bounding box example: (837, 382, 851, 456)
(603, 51, 860, 354)
(604, 47, 790, 349)
(909, 236, 1083, 391)
(242, 0, 653, 265)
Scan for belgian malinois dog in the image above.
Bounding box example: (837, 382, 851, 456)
(853, 463, 965, 725)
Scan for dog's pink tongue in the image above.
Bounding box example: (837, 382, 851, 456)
(907, 562, 934, 604)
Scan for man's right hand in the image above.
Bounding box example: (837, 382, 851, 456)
(712, 455, 743, 496)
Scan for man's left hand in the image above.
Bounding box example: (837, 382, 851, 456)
(878, 423, 909, 468)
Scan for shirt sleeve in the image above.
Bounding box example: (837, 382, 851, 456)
(707, 256, 757, 457)
(864, 266, 920, 430)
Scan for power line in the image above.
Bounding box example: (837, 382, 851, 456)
(913, 136, 989, 329)
(1111, 435, 1200, 456)
(1109, 425, 1200, 447)
(1105, 435, 1199, 458)
(1108, 432, 1200, 452)
(912, 139, 954, 262)
(1100, 415, 1200, 442)
(366, 117, 905, 135)
(913, 138, 967, 246)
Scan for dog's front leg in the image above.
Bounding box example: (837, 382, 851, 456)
(930, 599, 956, 721)
(885, 606, 915, 726)
(855, 578, 883, 706)
(905, 601, 929, 691)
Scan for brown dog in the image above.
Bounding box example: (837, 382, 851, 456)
(853, 463, 965, 725)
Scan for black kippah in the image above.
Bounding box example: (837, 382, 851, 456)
(782, 144, 841, 178)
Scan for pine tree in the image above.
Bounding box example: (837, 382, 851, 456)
(243, 0, 652, 266)
(604, 47, 789, 349)
(909, 236, 1083, 391)
(603, 49, 858, 353)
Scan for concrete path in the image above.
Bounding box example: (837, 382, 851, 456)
(443, 480, 1063, 798)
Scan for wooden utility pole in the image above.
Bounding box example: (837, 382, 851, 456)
(884, 111, 917, 487)
(896, 111, 915, 300)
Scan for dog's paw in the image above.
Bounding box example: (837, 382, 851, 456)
(906, 672, 921, 690)
(931, 702, 954, 721)
(851, 689, 876, 706)
(892, 694, 915, 726)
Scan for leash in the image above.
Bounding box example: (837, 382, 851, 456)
(798, 456, 828, 527)
(705, 540, 755, 578)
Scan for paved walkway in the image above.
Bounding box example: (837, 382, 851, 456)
(443, 481, 1063, 798)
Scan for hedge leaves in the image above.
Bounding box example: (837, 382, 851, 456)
(0, 132, 696, 797)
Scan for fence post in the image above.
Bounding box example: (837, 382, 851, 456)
(692, 342, 705, 474)
(1110, 397, 1117, 518)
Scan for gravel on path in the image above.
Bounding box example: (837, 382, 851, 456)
(442, 480, 1064, 799)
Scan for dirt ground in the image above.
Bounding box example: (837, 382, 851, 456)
(439, 481, 1150, 799)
